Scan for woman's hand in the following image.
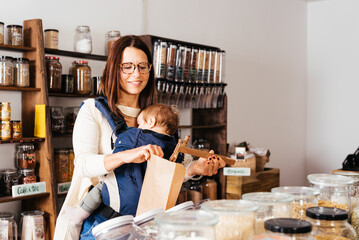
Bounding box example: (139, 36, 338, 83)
(187, 150, 226, 177)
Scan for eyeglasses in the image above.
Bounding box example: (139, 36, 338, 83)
(119, 62, 152, 74)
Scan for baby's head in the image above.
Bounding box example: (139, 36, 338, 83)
(137, 104, 180, 135)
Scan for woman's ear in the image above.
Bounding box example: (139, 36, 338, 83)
(148, 116, 157, 128)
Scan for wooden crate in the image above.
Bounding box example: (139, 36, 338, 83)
(226, 168, 280, 199)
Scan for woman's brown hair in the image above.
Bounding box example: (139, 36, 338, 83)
(98, 35, 157, 117)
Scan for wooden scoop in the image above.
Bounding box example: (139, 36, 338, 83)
(169, 135, 236, 166)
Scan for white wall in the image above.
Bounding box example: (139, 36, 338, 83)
(307, 0, 359, 174)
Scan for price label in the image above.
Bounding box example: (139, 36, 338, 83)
(57, 182, 71, 194)
(12, 182, 46, 197)
(223, 167, 251, 176)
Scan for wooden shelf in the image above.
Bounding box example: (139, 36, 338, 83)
(45, 48, 107, 61)
(0, 137, 45, 144)
(52, 133, 72, 138)
(0, 86, 41, 91)
(179, 124, 226, 129)
(0, 44, 36, 52)
(49, 92, 97, 98)
(0, 192, 50, 203)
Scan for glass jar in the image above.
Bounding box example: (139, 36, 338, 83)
(1, 169, 18, 196)
(45, 56, 62, 92)
(92, 215, 134, 240)
(62, 74, 74, 93)
(156, 210, 218, 240)
(20, 210, 45, 240)
(74, 25, 92, 54)
(271, 186, 320, 220)
(202, 178, 217, 200)
(10, 120, 21, 140)
(307, 173, 354, 212)
(44, 29, 58, 49)
(187, 180, 203, 204)
(1, 120, 11, 140)
(176, 183, 188, 205)
(14, 57, 30, 87)
(332, 171, 359, 212)
(0, 212, 18, 240)
(134, 208, 164, 239)
(16, 143, 36, 169)
(65, 107, 79, 134)
(0, 22, 4, 44)
(306, 207, 357, 240)
(105, 30, 121, 55)
(19, 169, 36, 184)
(73, 61, 91, 95)
(55, 149, 68, 183)
(201, 199, 259, 240)
(242, 192, 293, 234)
(0, 56, 14, 86)
(92, 76, 101, 95)
(50, 106, 65, 134)
(166, 201, 195, 213)
(0, 102, 11, 121)
(264, 218, 314, 240)
(68, 149, 74, 182)
(7, 25, 23, 46)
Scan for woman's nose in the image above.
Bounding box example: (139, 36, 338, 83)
(132, 65, 141, 76)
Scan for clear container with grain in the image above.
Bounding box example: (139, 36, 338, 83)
(92, 215, 135, 240)
(44, 29, 58, 49)
(105, 30, 121, 55)
(0, 56, 14, 86)
(73, 61, 91, 95)
(0, 212, 18, 240)
(332, 171, 359, 212)
(74, 25, 92, 54)
(134, 208, 164, 239)
(14, 57, 30, 87)
(54, 149, 69, 183)
(272, 186, 320, 220)
(201, 199, 258, 240)
(306, 207, 357, 240)
(7, 25, 23, 46)
(156, 209, 218, 240)
(307, 173, 354, 212)
(20, 211, 45, 240)
(264, 218, 314, 240)
(45, 56, 62, 92)
(242, 192, 293, 234)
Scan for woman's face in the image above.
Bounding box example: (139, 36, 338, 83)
(119, 47, 150, 97)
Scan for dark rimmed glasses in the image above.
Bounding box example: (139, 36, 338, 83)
(119, 62, 152, 74)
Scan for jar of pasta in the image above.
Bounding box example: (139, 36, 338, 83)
(74, 61, 91, 95)
(14, 57, 30, 87)
(45, 56, 62, 92)
(242, 192, 293, 234)
(201, 199, 258, 240)
(156, 210, 218, 240)
(0, 56, 14, 86)
(19, 169, 36, 184)
(264, 218, 314, 240)
(306, 207, 357, 240)
(7, 25, 23, 46)
(307, 173, 353, 212)
(271, 186, 320, 220)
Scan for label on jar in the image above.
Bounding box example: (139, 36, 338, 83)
(12, 182, 46, 197)
(32, 216, 45, 240)
(223, 167, 251, 176)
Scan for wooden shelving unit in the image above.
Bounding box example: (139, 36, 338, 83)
(0, 137, 45, 144)
(44, 48, 107, 61)
(0, 192, 50, 203)
(0, 44, 36, 52)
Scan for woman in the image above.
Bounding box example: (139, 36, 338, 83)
(54, 35, 225, 240)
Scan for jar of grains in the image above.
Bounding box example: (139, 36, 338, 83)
(264, 218, 314, 240)
(19, 169, 37, 184)
(306, 207, 357, 240)
(74, 25, 92, 54)
(105, 30, 121, 55)
(16, 143, 36, 169)
(156, 210, 218, 240)
(7, 25, 23, 46)
(0, 102, 11, 121)
(55, 149, 68, 183)
(1, 169, 18, 196)
(271, 186, 320, 220)
(0, 56, 14, 86)
(134, 208, 164, 240)
(44, 29, 58, 49)
(0, 120, 11, 140)
(74, 61, 91, 95)
(11, 120, 22, 139)
(201, 200, 259, 240)
(45, 56, 62, 92)
(14, 57, 30, 87)
(0, 22, 4, 44)
(242, 192, 294, 235)
(307, 173, 353, 212)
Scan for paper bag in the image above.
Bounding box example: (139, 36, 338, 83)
(136, 154, 186, 215)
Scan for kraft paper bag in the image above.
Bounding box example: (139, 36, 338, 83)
(136, 154, 186, 216)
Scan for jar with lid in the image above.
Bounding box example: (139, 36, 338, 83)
(134, 208, 164, 239)
(201, 200, 258, 240)
(0, 56, 14, 86)
(73, 61, 91, 95)
(45, 56, 62, 92)
(20, 211, 45, 240)
(7, 25, 23, 46)
(0, 212, 18, 240)
(1, 120, 11, 140)
(92, 76, 101, 95)
(271, 186, 320, 220)
(55, 149, 69, 183)
(307, 173, 354, 212)
(65, 107, 79, 133)
(10, 120, 21, 139)
(0, 102, 11, 121)
(44, 29, 58, 49)
(105, 30, 121, 55)
(16, 143, 36, 169)
(264, 218, 314, 240)
(19, 169, 36, 184)
(62, 74, 74, 93)
(187, 180, 203, 204)
(1, 169, 18, 196)
(74, 25, 92, 54)
(202, 178, 217, 200)
(242, 192, 293, 234)
(68, 149, 74, 182)
(92, 215, 134, 240)
(166, 201, 195, 213)
(306, 207, 357, 240)
(156, 210, 218, 240)
(332, 171, 359, 212)
(14, 57, 30, 87)
(50, 106, 65, 135)
(0, 22, 4, 44)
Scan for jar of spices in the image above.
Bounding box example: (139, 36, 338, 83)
(68, 149, 74, 181)
(202, 200, 259, 240)
(16, 143, 36, 169)
(0, 212, 18, 240)
(0, 120, 11, 140)
(74, 25, 92, 54)
(74, 61, 91, 95)
(271, 186, 320, 220)
(20, 211, 45, 240)
(0, 22, 4, 44)
(55, 149, 69, 183)
(0, 56, 14, 86)
(187, 180, 203, 204)
(45, 56, 62, 92)
(202, 178, 217, 200)
(14, 57, 30, 87)
(0, 102, 11, 121)
(92, 215, 134, 240)
(62, 74, 74, 93)
(105, 30, 121, 55)
(306, 207, 357, 240)
(44, 29, 58, 49)
(7, 25, 23, 46)
(264, 218, 314, 240)
(1, 169, 18, 196)
(134, 208, 164, 240)
(19, 169, 36, 184)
